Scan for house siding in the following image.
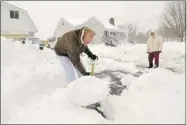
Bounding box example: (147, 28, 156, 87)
(1, 2, 37, 38)
(53, 18, 74, 38)
(53, 17, 126, 44)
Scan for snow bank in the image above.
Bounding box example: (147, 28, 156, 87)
(164, 42, 185, 54)
(161, 42, 185, 74)
(1, 36, 7, 41)
(90, 44, 127, 61)
(89, 42, 185, 74)
(1, 38, 68, 123)
(120, 74, 135, 86)
(1, 38, 110, 124)
(112, 68, 185, 124)
(7, 88, 109, 124)
(67, 76, 110, 106)
(88, 42, 185, 124)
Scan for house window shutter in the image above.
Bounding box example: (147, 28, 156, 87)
(15, 11, 19, 19)
(10, 10, 14, 18)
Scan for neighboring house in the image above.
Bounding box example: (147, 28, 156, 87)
(53, 17, 75, 39)
(1, 1, 38, 39)
(101, 18, 126, 42)
(53, 16, 125, 44)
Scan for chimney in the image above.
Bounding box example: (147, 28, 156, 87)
(109, 17, 115, 26)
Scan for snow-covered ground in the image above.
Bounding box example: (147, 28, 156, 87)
(1, 37, 185, 124)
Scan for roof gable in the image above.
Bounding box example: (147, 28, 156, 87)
(65, 18, 90, 26)
(2, 1, 38, 33)
(59, 16, 124, 32)
(88, 17, 124, 32)
(2, 1, 26, 12)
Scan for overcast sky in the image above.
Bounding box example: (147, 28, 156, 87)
(7, 1, 165, 39)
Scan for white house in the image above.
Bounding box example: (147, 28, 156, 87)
(53, 16, 125, 44)
(1, 2, 38, 39)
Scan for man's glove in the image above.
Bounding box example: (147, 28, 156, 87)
(85, 72, 90, 76)
(88, 54, 98, 61)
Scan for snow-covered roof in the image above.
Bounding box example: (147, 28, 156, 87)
(105, 23, 118, 29)
(61, 16, 125, 33)
(66, 18, 89, 26)
(97, 19, 125, 32)
(104, 23, 124, 32)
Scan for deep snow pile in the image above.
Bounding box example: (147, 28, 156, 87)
(1, 37, 110, 124)
(67, 76, 110, 106)
(88, 42, 185, 124)
(1, 37, 185, 124)
(111, 68, 185, 124)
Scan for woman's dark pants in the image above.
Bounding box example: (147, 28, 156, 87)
(148, 51, 160, 68)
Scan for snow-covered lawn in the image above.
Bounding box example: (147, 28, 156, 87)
(1, 37, 185, 124)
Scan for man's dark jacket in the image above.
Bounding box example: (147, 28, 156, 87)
(54, 27, 93, 75)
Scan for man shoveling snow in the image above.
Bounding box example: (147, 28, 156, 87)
(54, 27, 98, 84)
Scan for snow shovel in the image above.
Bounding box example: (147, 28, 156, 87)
(90, 60, 95, 76)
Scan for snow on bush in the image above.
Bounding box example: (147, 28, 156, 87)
(67, 76, 110, 106)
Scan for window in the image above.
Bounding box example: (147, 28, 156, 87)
(104, 31, 108, 37)
(10, 10, 19, 19)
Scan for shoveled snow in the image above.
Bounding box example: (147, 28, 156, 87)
(67, 76, 110, 106)
(1, 36, 185, 124)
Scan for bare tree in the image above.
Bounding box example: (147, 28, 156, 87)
(161, 1, 185, 42)
(135, 32, 147, 44)
(126, 24, 137, 43)
(157, 23, 176, 41)
(118, 24, 137, 43)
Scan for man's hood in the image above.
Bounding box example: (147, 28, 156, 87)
(74, 27, 87, 45)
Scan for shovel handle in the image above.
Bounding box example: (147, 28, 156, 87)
(90, 61, 95, 76)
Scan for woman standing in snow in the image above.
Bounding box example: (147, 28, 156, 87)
(147, 31, 163, 68)
(54, 27, 98, 84)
